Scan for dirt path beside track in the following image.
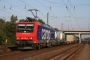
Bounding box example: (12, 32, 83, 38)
(69, 43, 90, 60)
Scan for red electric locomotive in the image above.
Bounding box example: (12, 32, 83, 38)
(15, 17, 56, 49)
(15, 17, 41, 49)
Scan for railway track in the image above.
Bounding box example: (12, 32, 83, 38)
(22, 44, 83, 60)
(49, 44, 83, 60)
(0, 44, 83, 60)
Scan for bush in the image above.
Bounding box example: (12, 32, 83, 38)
(0, 31, 7, 45)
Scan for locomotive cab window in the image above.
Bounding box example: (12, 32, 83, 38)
(17, 24, 34, 32)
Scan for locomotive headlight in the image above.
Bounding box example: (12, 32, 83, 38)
(29, 37, 33, 40)
(16, 37, 20, 39)
(30, 37, 32, 39)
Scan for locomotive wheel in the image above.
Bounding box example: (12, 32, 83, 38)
(34, 46, 37, 50)
(48, 43, 52, 48)
(47, 43, 52, 48)
(36, 44, 41, 50)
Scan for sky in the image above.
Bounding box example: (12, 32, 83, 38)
(0, 0, 90, 38)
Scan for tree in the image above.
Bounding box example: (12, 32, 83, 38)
(0, 15, 18, 45)
(0, 18, 5, 31)
(0, 18, 6, 44)
(37, 19, 45, 24)
(4, 22, 16, 44)
(19, 19, 26, 22)
(3, 15, 18, 44)
(0, 31, 7, 45)
(10, 15, 18, 23)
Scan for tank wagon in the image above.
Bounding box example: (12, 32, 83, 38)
(15, 17, 65, 49)
(59, 31, 65, 44)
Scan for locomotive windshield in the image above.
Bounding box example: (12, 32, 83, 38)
(17, 24, 34, 32)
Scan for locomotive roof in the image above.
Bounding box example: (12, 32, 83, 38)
(17, 21, 41, 25)
(17, 17, 41, 25)
(17, 17, 55, 30)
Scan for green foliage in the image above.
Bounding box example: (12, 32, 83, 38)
(19, 19, 26, 22)
(0, 18, 6, 44)
(10, 15, 18, 23)
(73, 35, 78, 40)
(0, 18, 5, 31)
(0, 15, 17, 45)
(0, 31, 7, 45)
(0, 16, 45, 45)
(37, 19, 45, 24)
(4, 22, 16, 44)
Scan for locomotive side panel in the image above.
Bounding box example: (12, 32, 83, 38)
(37, 25, 55, 40)
(37, 25, 56, 46)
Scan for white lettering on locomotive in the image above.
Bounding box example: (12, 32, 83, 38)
(41, 29, 51, 40)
